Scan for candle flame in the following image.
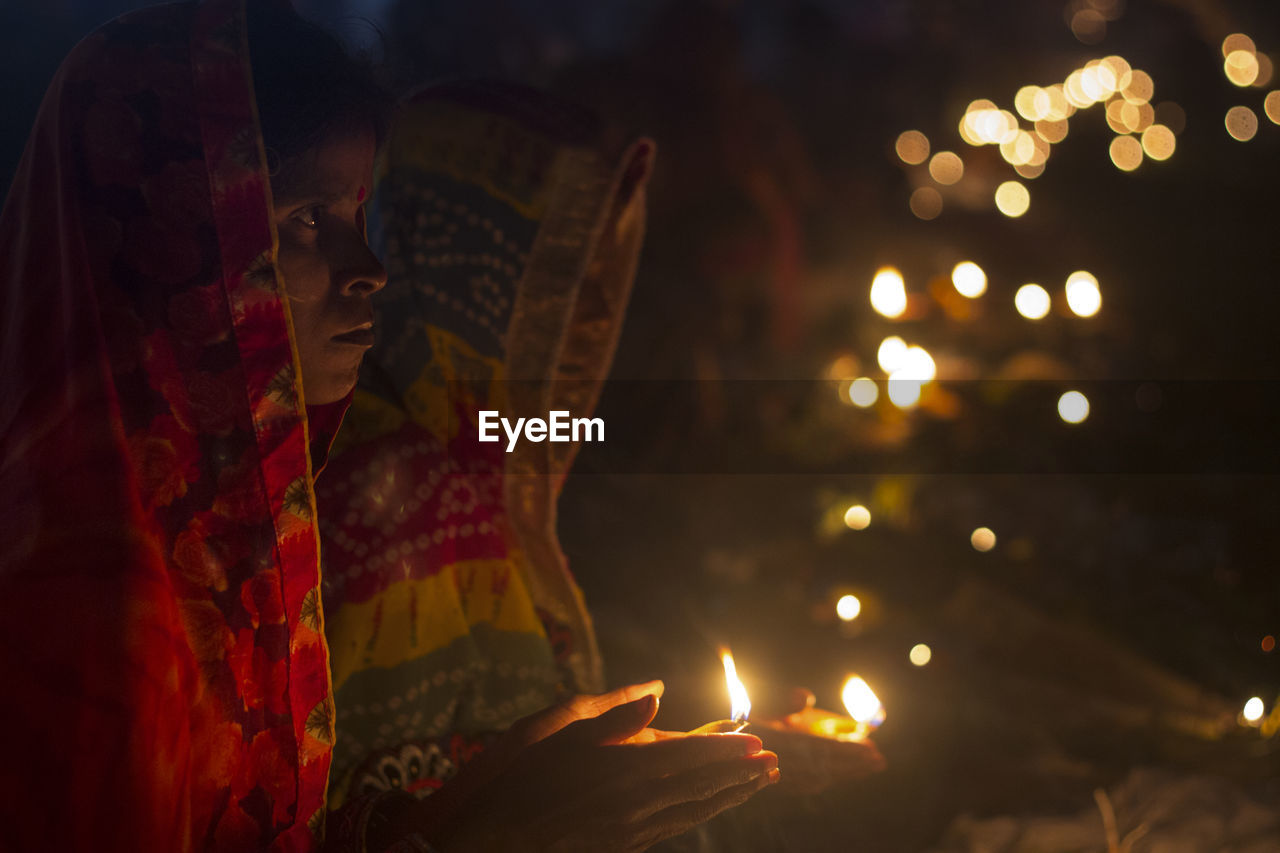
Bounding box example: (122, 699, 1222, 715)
(721, 649, 751, 723)
(841, 676, 885, 727)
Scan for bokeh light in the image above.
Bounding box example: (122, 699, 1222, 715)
(1226, 106, 1259, 141)
(1266, 91, 1280, 125)
(909, 644, 933, 666)
(1070, 8, 1106, 44)
(877, 336, 908, 372)
(994, 181, 1030, 217)
(970, 527, 996, 552)
(1222, 33, 1257, 58)
(1109, 135, 1143, 171)
(1121, 69, 1154, 104)
(902, 345, 937, 381)
(929, 151, 965, 184)
(870, 267, 908, 318)
(1141, 124, 1176, 160)
(887, 372, 923, 408)
(951, 261, 987, 298)
(1243, 697, 1265, 723)
(1035, 119, 1069, 143)
(910, 186, 944, 220)
(1015, 283, 1051, 319)
(847, 377, 879, 408)
(1255, 53, 1274, 88)
(1058, 390, 1090, 424)
(836, 593, 863, 620)
(895, 130, 931, 164)
(1065, 271, 1102, 317)
(1225, 49, 1260, 87)
(1263, 635, 1276, 653)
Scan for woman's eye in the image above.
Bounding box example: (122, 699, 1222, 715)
(292, 205, 323, 228)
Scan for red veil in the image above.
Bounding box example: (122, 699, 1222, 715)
(0, 1, 341, 849)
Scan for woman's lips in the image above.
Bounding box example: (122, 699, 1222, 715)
(332, 327, 375, 347)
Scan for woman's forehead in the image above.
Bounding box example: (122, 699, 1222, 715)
(272, 128, 375, 204)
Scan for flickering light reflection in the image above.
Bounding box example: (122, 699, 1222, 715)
(970, 527, 996, 552)
(1015, 283, 1051, 319)
(870, 267, 908, 318)
(1243, 697, 1265, 724)
(878, 336, 908, 372)
(1226, 106, 1259, 141)
(1110, 135, 1143, 171)
(1058, 390, 1090, 424)
(836, 594, 863, 620)
(995, 181, 1030, 217)
(951, 261, 987, 298)
(848, 377, 879, 408)
(929, 151, 965, 184)
(909, 644, 932, 666)
(1065, 271, 1102, 317)
(896, 130, 930, 165)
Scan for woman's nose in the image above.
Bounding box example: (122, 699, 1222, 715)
(339, 235, 387, 296)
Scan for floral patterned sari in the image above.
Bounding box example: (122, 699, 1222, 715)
(0, 1, 343, 849)
(316, 80, 653, 826)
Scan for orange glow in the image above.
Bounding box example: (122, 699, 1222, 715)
(720, 649, 751, 723)
(1263, 635, 1276, 653)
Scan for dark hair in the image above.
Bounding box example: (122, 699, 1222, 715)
(246, 3, 393, 194)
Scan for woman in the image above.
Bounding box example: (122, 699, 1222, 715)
(317, 80, 784, 852)
(0, 2, 774, 849)
(0, 0, 387, 847)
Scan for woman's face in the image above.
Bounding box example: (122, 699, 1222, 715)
(272, 128, 386, 405)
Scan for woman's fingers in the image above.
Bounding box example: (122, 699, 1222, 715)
(630, 766, 781, 851)
(626, 753, 777, 822)
(560, 693, 661, 747)
(611, 732, 764, 779)
(513, 680, 665, 746)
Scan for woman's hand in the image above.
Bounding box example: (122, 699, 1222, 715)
(751, 686, 886, 796)
(403, 685, 780, 852)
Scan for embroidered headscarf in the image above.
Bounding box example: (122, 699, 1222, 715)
(0, 1, 342, 848)
(316, 80, 653, 810)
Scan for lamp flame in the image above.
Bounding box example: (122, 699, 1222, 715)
(721, 649, 751, 723)
(841, 676, 885, 728)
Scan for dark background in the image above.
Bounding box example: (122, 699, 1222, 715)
(5, 0, 1280, 849)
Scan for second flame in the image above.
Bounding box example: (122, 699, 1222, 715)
(721, 649, 752, 723)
